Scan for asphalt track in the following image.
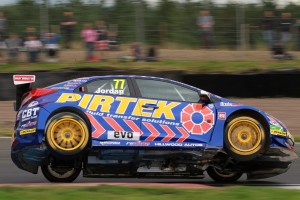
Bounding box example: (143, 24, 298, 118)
(0, 138, 299, 186)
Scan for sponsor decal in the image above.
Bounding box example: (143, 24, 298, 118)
(20, 128, 36, 135)
(270, 125, 287, 136)
(28, 101, 38, 108)
(63, 83, 79, 87)
(220, 102, 241, 107)
(267, 116, 281, 127)
(99, 141, 120, 146)
(180, 104, 214, 135)
(271, 129, 287, 137)
(155, 142, 183, 147)
(208, 104, 214, 108)
(218, 112, 226, 120)
(154, 142, 203, 147)
(13, 75, 35, 85)
(72, 78, 88, 83)
(21, 121, 37, 128)
(21, 107, 40, 122)
(108, 131, 140, 140)
(57, 93, 179, 120)
(51, 87, 71, 90)
(126, 141, 150, 146)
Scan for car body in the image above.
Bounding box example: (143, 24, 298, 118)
(11, 75, 297, 182)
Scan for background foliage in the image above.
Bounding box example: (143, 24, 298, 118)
(1, 0, 300, 48)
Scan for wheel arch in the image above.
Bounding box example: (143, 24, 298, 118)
(225, 109, 270, 152)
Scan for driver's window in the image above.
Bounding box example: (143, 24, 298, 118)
(85, 78, 130, 96)
(136, 79, 200, 102)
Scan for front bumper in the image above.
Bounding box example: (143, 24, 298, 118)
(246, 147, 298, 179)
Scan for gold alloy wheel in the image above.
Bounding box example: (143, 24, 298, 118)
(48, 117, 87, 152)
(227, 117, 264, 156)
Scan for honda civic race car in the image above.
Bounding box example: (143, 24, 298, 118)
(11, 75, 297, 182)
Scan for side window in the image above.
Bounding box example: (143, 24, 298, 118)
(136, 79, 200, 102)
(85, 78, 130, 96)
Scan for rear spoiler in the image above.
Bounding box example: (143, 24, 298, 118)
(13, 75, 35, 111)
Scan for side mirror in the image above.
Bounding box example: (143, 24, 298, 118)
(199, 94, 211, 104)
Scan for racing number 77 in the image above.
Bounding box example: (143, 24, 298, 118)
(113, 79, 125, 90)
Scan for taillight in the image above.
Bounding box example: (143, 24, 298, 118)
(21, 88, 57, 107)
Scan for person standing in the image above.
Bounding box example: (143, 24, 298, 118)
(0, 11, 7, 41)
(44, 32, 61, 62)
(61, 12, 77, 49)
(95, 20, 109, 60)
(294, 19, 300, 50)
(24, 36, 42, 63)
(5, 34, 21, 62)
(261, 11, 277, 49)
(279, 12, 293, 46)
(197, 10, 215, 49)
(81, 23, 97, 61)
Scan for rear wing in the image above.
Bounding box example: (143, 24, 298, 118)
(13, 75, 35, 111)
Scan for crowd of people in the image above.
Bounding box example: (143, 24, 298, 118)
(2, 8, 300, 63)
(196, 9, 300, 60)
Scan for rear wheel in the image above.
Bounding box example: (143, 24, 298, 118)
(224, 116, 266, 161)
(45, 112, 90, 157)
(207, 166, 243, 182)
(41, 161, 81, 182)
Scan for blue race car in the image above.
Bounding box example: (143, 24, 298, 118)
(11, 75, 297, 182)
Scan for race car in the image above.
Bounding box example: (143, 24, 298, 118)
(11, 75, 297, 182)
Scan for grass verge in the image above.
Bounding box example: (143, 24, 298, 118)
(1, 59, 300, 73)
(0, 186, 300, 200)
(0, 128, 12, 137)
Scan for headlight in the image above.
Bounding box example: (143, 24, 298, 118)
(287, 131, 294, 143)
(285, 132, 295, 150)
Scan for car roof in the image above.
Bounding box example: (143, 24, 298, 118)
(46, 75, 201, 91)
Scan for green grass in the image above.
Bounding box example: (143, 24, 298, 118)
(0, 186, 299, 200)
(0, 128, 12, 137)
(1, 59, 300, 73)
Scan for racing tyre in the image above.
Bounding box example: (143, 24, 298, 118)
(41, 164, 81, 183)
(46, 112, 90, 157)
(207, 166, 243, 182)
(224, 116, 266, 161)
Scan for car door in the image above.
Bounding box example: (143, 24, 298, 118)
(79, 77, 142, 146)
(133, 78, 216, 148)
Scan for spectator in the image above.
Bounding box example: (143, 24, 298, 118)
(197, 10, 215, 49)
(261, 11, 277, 49)
(24, 36, 42, 63)
(44, 32, 61, 62)
(146, 45, 158, 62)
(294, 19, 300, 50)
(95, 20, 109, 60)
(272, 41, 292, 60)
(61, 12, 77, 49)
(131, 42, 142, 61)
(279, 12, 293, 46)
(0, 11, 7, 41)
(80, 23, 97, 61)
(23, 27, 38, 43)
(5, 33, 21, 62)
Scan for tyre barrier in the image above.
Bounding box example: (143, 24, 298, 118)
(1, 68, 300, 100)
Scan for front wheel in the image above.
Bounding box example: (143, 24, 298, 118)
(224, 116, 266, 161)
(206, 166, 243, 182)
